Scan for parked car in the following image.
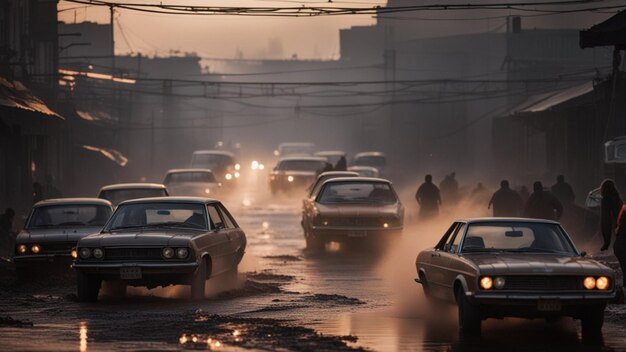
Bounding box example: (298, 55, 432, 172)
(191, 150, 241, 185)
(314, 150, 347, 166)
(163, 169, 221, 197)
(73, 197, 246, 302)
(98, 183, 169, 207)
(415, 218, 616, 335)
(13, 198, 113, 276)
(301, 177, 404, 251)
(352, 152, 387, 176)
(269, 157, 331, 194)
(275, 143, 316, 157)
(347, 166, 380, 178)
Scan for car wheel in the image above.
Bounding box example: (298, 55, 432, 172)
(581, 306, 605, 335)
(456, 287, 481, 335)
(191, 257, 208, 300)
(77, 271, 101, 303)
(420, 273, 431, 298)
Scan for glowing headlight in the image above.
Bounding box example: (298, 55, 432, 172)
(71, 248, 78, 259)
(17, 244, 27, 254)
(163, 247, 174, 259)
(225, 173, 233, 180)
(383, 223, 389, 228)
(480, 276, 493, 290)
(494, 276, 506, 289)
(287, 176, 294, 182)
(596, 276, 609, 290)
(251, 160, 259, 170)
(31, 244, 41, 254)
(323, 220, 329, 226)
(79, 248, 92, 259)
(273, 150, 279, 156)
(258, 164, 265, 170)
(92, 248, 104, 259)
(176, 248, 189, 259)
(584, 276, 596, 290)
(234, 172, 240, 178)
(235, 163, 241, 171)
(270, 175, 276, 181)
(205, 188, 211, 194)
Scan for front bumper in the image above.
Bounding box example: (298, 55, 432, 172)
(13, 254, 73, 264)
(309, 226, 402, 241)
(73, 261, 199, 275)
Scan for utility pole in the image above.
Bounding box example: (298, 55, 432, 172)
(109, 6, 115, 76)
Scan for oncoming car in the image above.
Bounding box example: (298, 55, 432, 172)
(352, 152, 387, 176)
(191, 150, 241, 185)
(163, 169, 220, 197)
(13, 198, 113, 276)
(98, 183, 169, 207)
(73, 197, 246, 302)
(301, 177, 404, 251)
(269, 157, 331, 194)
(415, 218, 616, 335)
(275, 143, 316, 157)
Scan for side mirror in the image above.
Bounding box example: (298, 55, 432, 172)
(580, 251, 587, 257)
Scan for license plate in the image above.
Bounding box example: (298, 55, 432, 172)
(120, 267, 142, 280)
(537, 300, 561, 311)
(348, 231, 367, 238)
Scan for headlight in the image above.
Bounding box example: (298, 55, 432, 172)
(31, 244, 41, 254)
(235, 163, 241, 171)
(287, 176, 294, 182)
(480, 276, 493, 290)
(383, 223, 389, 228)
(234, 172, 240, 178)
(270, 175, 276, 181)
(17, 244, 27, 254)
(176, 248, 189, 259)
(225, 173, 233, 180)
(494, 276, 506, 289)
(92, 248, 104, 259)
(79, 248, 92, 259)
(71, 248, 78, 259)
(258, 164, 265, 170)
(163, 247, 174, 259)
(596, 276, 609, 290)
(583, 276, 596, 290)
(205, 188, 211, 194)
(251, 160, 259, 170)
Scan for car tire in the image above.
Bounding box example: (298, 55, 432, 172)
(191, 257, 207, 301)
(581, 305, 605, 335)
(420, 273, 432, 298)
(456, 287, 481, 335)
(77, 271, 101, 303)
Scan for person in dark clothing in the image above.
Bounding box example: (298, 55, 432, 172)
(551, 175, 576, 205)
(518, 185, 530, 204)
(334, 156, 347, 171)
(439, 172, 459, 203)
(33, 182, 44, 205)
(416, 174, 442, 220)
(488, 180, 523, 217)
(600, 179, 623, 252)
(319, 162, 334, 175)
(523, 181, 563, 220)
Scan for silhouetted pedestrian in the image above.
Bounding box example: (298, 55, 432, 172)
(33, 182, 44, 205)
(416, 174, 441, 220)
(551, 175, 575, 205)
(334, 156, 347, 171)
(518, 185, 530, 204)
(439, 172, 459, 203)
(523, 181, 563, 220)
(600, 179, 623, 252)
(489, 180, 523, 217)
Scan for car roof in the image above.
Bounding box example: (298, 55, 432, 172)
(457, 217, 560, 225)
(279, 156, 328, 162)
(348, 166, 379, 171)
(317, 171, 359, 178)
(166, 168, 214, 175)
(315, 150, 346, 156)
(279, 142, 315, 147)
(118, 196, 219, 206)
(321, 177, 392, 185)
(354, 151, 386, 158)
(100, 183, 167, 191)
(33, 198, 113, 208)
(192, 150, 235, 157)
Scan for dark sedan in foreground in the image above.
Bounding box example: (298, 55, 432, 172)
(73, 197, 246, 302)
(415, 218, 616, 335)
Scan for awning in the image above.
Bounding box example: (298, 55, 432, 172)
(0, 77, 63, 119)
(81, 145, 128, 167)
(580, 10, 626, 49)
(511, 81, 595, 115)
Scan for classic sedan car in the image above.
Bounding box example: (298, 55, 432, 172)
(163, 169, 221, 197)
(13, 198, 113, 276)
(415, 218, 616, 335)
(269, 157, 331, 194)
(191, 150, 241, 186)
(314, 151, 347, 166)
(98, 183, 169, 207)
(305, 171, 359, 198)
(301, 177, 404, 251)
(352, 152, 387, 176)
(73, 197, 246, 302)
(347, 166, 380, 178)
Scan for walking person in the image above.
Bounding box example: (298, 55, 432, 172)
(334, 156, 347, 172)
(523, 181, 563, 220)
(488, 180, 523, 217)
(551, 175, 576, 206)
(439, 172, 459, 204)
(416, 174, 442, 220)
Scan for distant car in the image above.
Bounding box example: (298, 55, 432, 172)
(98, 183, 169, 207)
(13, 198, 113, 276)
(352, 152, 387, 176)
(415, 218, 617, 335)
(163, 169, 221, 197)
(301, 177, 404, 251)
(269, 157, 331, 194)
(314, 151, 347, 166)
(191, 150, 241, 185)
(275, 143, 316, 157)
(347, 166, 380, 178)
(73, 197, 246, 302)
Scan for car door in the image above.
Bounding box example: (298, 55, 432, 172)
(427, 222, 459, 299)
(217, 203, 245, 269)
(206, 204, 233, 275)
(438, 222, 467, 302)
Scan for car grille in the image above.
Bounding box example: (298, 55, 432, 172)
(324, 217, 395, 227)
(104, 247, 163, 261)
(503, 275, 583, 291)
(40, 242, 75, 254)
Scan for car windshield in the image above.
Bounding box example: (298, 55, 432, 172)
(460, 222, 577, 254)
(318, 182, 397, 204)
(100, 188, 167, 206)
(106, 202, 207, 231)
(354, 155, 386, 167)
(191, 153, 234, 169)
(310, 174, 358, 196)
(165, 172, 217, 184)
(28, 205, 112, 228)
(278, 160, 328, 172)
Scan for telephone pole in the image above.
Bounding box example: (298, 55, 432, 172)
(109, 5, 115, 76)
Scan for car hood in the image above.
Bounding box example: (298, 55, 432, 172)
(79, 230, 198, 248)
(316, 203, 401, 217)
(17, 227, 103, 243)
(167, 182, 219, 195)
(465, 253, 613, 276)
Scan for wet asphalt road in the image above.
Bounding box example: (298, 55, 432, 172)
(1, 175, 626, 351)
